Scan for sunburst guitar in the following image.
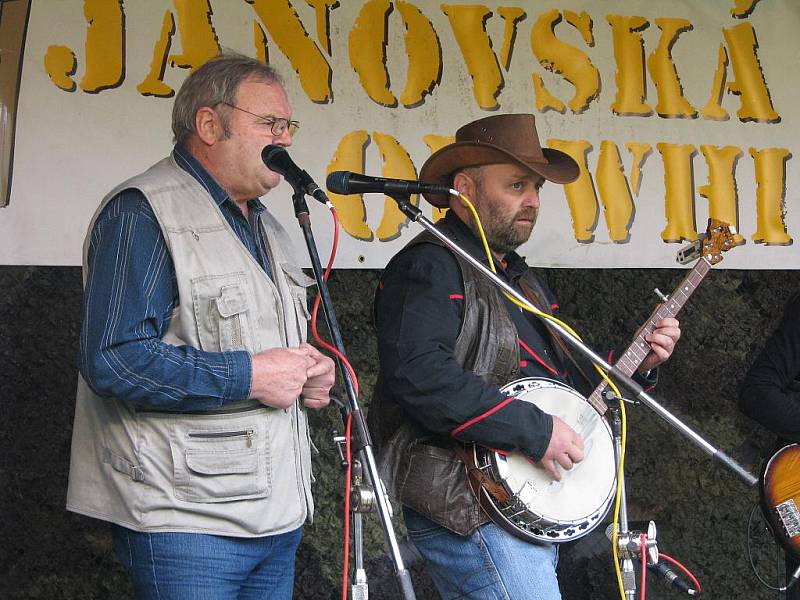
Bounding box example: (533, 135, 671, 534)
(761, 444, 800, 559)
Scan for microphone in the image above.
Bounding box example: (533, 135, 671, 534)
(326, 171, 454, 197)
(647, 561, 697, 595)
(261, 145, 328, 204)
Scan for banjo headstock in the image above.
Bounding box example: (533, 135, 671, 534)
(676, 218, 736, 265)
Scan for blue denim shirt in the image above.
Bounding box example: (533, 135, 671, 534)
(79, 146, 276, 411)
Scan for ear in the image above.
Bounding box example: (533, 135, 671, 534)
(194, 106, 221, 146)
(450, 170, 477, 217)
(452, 171, 475, 197)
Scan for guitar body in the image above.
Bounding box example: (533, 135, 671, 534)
(761, 444, 800, 560)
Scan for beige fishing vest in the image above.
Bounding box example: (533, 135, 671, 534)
(66, 156, 317, 537)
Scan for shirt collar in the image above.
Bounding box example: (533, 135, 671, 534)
(443, 210, 529, 279)
(173, 145, 266, 217)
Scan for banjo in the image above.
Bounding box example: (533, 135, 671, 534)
(468, 219, 736, 543)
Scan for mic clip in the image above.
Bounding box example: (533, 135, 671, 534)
(609, 521, 659, 564)
(602, 388, 638, 406)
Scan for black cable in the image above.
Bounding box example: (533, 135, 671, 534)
(746, 502, 789, 592)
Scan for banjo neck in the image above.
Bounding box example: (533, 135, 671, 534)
(587, 257, 713, 414)
(585, 216, 737, 414)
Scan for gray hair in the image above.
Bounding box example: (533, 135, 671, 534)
(451, 165, 485, 188)
(172, 52, 283, 145)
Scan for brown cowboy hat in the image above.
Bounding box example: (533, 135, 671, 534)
(418, 113, 580, 207)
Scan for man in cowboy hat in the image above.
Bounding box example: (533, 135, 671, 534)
(368, 114, 681, 599)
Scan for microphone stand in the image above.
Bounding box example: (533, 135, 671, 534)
(288, 187, 416, 600)
(384, 192, 758, 488)
(605, 393, 659, 599)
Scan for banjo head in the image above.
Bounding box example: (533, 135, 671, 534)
(483, 377, 617, 542)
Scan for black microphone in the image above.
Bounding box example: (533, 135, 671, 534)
(326, 170, 453, 197)
(647, 561, 697, 595)
(261, 145, 328, 204)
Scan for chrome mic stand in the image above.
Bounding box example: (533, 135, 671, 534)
(289, 186, 416, 600)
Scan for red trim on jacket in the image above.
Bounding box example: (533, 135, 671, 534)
(450, 396, 516, 437)
(517, 337, 560, 377)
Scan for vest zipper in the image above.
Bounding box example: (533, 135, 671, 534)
(294, 402, 308, 499)
(255, 216, 289, 351)
(188, 429, 255, 447)
(230, 320, 242, 348)
(136, 404, 263, 416)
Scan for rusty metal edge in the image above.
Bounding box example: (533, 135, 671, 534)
(0, 0, 33, 208)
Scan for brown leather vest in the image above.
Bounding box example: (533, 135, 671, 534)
(368, 222, 562, 535)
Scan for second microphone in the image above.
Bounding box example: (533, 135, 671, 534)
(326, 171, 453, 197)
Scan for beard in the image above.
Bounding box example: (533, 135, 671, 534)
(475, 200, 538, 256)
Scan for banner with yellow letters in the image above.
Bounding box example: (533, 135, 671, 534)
(0, 0, 795, 268)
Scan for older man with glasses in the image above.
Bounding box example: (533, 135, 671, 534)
(67, 52, 334, 599)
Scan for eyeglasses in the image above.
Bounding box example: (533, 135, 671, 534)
(220, 102, 300, 136)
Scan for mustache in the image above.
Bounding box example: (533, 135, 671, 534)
(515, 208, 538, 221)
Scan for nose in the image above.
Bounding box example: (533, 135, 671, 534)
(274, 127, 292, 148)
(524, 187, 540, 209)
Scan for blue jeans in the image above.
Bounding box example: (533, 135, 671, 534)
(404, 507, 561, 600)
(111, 524, 303, 599)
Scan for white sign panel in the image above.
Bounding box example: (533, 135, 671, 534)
(0, 0, 796, 268)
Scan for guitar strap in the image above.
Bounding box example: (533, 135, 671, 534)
(452, 444, 510, 504)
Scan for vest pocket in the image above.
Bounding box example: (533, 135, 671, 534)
(191, 273, 253, 352)
(279, 262, 314, 338)
(169, 425, 271, 503)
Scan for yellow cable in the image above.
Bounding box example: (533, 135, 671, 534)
(458, 191, 629, 600)
(608, 380, 627, 600)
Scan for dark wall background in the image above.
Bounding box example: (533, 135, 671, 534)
(1, 264, 797, 599)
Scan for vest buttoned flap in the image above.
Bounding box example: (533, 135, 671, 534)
(191, 273, 254, 352)
(168, 416, 271, 503)
(257, 209, 315, 349)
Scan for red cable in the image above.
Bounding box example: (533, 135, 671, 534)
(659, 552, 702, 594)
(310, 207, 359, 396)
(640, 533, 647, 600)
(310, 206, 357, 600)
